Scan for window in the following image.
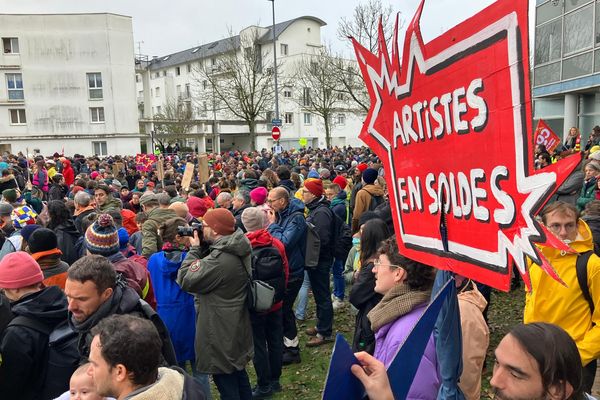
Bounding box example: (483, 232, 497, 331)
(563, 4, 593, 55)
(2, 38, 19, 54)
(9, 109, 26, 124)
(154, 72, 160, 79)
(535, 19, 562, 65)
(176, 85, 182, 97)
(92, 141, 108, 156)
(534, 62, 561, 86)
(536, 1, 563, 25)
(187, 64, 192, 73)
(6, 73, 23, 100)
(203, 80, 208, 90)
(87, 73, 103, 99)
(211, 58, 216, 66)
(336, 114, 346, 125)
(337, 92, 346, 101)
(135, 74, 140, 83)
(90, 107, 105, 123)
(303, 113, 312, 125)
(303, 88, 311, 106)
(185, 83, 191, 98)
(280, 43, 288, 56)
(284, 112, 293, 124)
(155, 87, 160, 97)
(176, 66, 181, 76)
(162, 71, 166, 77)
(156, 105, 162, 114)
(562, 52, 593, 80)
(283, 89, 292, 98)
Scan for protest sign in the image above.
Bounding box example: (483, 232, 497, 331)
(322, 335, 362, 400)
(534, 119, 561, 154)
(156, 156, 165, 182)
(135, 154, 156, 173)
(198, 154, 209, 184)
(352, 0, 578, 291)
(181, 162, 195, 190)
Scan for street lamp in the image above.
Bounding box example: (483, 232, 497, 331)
(268, 0, 279, 128)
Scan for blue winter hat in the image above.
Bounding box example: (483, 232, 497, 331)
(362, 168, 378, 185)
(308, 169, 320, 179)
(118, 227, 129, 250)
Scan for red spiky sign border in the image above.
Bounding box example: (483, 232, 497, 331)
(352, 0, 580, 291)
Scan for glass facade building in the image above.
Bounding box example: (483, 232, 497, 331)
(533, 0, 600, 142)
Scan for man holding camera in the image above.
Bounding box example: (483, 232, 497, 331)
(177, 208, 254, 400)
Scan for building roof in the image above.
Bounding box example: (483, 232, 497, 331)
(146, 15, 326, 71)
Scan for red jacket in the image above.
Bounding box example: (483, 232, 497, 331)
(62, 159, 75, 188)
(246, 229, 289, 312)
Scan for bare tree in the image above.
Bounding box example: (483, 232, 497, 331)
(152, 98, 196, 147)
(193, 28, 274, 151)
(335, 0, 399, 112)
(337, 0, 396, 54)
(294, 47, 347, 149)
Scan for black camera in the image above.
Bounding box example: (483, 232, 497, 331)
(177, 222, 203, 237)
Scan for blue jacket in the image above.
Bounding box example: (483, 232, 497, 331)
(147, 250, 196, 363)
(268, 198, 306, 278)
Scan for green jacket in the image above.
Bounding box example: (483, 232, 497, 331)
(98, 196, 122, 212)
(176, 229, 254, 374)
(577, 179, 597, 212)
(141, 207, 177, 258)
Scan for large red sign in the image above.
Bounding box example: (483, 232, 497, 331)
(352, 0, 579, 291)
(272, 126, 281, 141)
(534, 119, 561, 154)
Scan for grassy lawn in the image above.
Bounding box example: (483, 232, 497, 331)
(212, 287, 525, 399)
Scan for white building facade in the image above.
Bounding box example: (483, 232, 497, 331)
(136, 16, 366, 152)
(0, 13, 140, 157)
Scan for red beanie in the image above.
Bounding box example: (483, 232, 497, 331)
(357, 163, 368, 173)
(0, 251, 44, 289)
(304, 178, 324, 197)
(333, 176, 347, 190)
(203, 208, 236, 235)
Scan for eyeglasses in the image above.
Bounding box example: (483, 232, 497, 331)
(267, 198, 282, 204)
(373, 259, 402, 269)
(547, 222, 577, 233)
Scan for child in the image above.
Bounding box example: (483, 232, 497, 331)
(54, 363, 113, 400)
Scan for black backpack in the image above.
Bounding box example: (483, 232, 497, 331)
(7, 317, 79, 399)
(576, 251, 596, 317)
(368, 193, 384, 211)
(251, 245, 286, 304)
(332, 214, 352, 261)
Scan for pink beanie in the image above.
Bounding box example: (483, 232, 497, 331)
(90, 171, 99, 180)
(250, 187, 268, 206)
(0, 251, 44, 289)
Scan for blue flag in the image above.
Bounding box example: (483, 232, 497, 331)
(322, 334, 363, 400)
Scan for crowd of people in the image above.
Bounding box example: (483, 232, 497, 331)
(0, 143, 597, 400)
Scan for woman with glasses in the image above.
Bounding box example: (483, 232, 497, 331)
(369, 236, 440, 399)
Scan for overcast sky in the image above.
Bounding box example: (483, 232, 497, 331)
(0, 0, 536, 57)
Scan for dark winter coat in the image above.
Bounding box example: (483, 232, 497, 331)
(239, 178, 259, 192)
(48, 183, 67, 201)
(177, 229, 254, 374)
(349, 261, 382, 354)
(306, 196, 334, 266)
(74, 208, 96, 235)
(69, 283, 176, 365)
(577, 178, 597, 212)
(148, 250, 196, 363)
(582, 215, 600, 255)
(278, 179, 296, 195)
(553, 169, 584, 205)
(233, 203, 252, 233)
(331, 190, 348, 223)
(268, 198, 307, 278)
(53, 220, 80, 265)
(0, 174, 18, 194)
(0, 286, 68, 400)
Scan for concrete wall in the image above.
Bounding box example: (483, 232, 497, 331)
(0, 13, 140, 156)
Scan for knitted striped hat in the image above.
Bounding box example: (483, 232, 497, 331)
(84, 214, 119, 256)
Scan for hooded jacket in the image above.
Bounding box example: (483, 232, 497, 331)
(331, 190, 348, 223)
(0, 286, 68, 400)
(239, 178, 259, 192)
(53, 220, 80, 265)
(268, 198, 307, 278)
(176, 229, 254, 374)
(352, 184, 385, 232)
(141, 207, 178, 258)
(0, 173, 18, 194)
(62, 159, 74, 188)
(525, 219, 600, 366)
(457, 284, 489, 400)
(148, 250, 196, 363)
(32, 249, 69, 290)
(246, 229, 289, 312)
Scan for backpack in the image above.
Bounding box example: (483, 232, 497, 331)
(7, 317, 79, 399)
(368, 193, 384, 211)
(576, 251, 595, 317)
(251, 245, 286, 304)
(332, 214, 352, 261)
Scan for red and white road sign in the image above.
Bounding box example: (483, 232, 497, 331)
(272, 126, 281, 141)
